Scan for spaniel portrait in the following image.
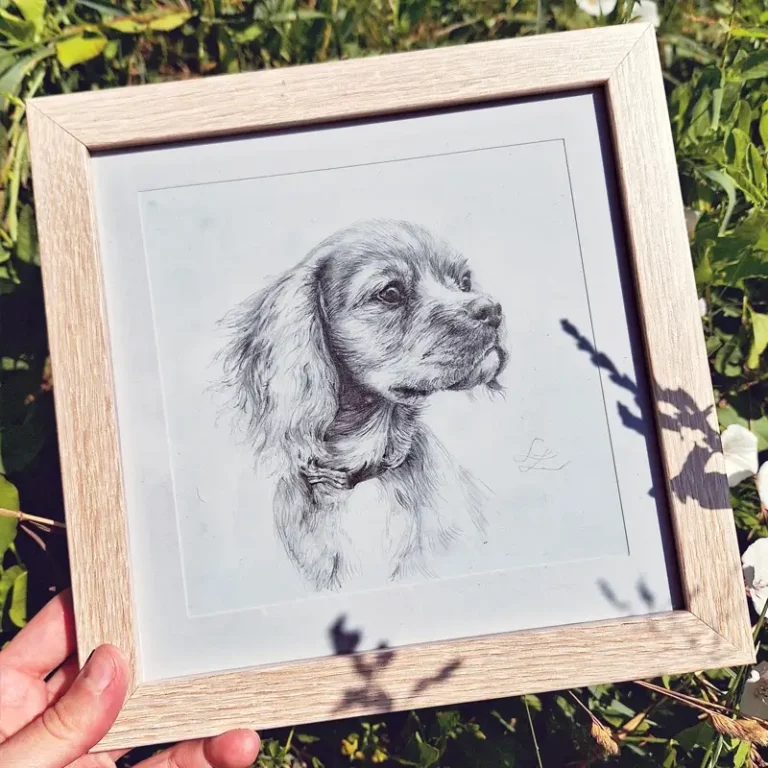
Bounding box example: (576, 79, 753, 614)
(218, 220, 507, 590)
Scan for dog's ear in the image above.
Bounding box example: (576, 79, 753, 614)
(219, 262, 338, 470)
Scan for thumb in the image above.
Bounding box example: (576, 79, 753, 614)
(0, 644, 129, 768)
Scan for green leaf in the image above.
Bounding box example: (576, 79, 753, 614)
(670, 82, 691, 136)
(760, 105, 768, 149)
(104, 16, 145, 32)
(15, 204, 38, 265)
(714, 334, 743, 377)
(747, 310, 768, 369)
(730, 27, 768, 40)
(75, 0, 126, 16)
(718, 251, 768, 285)
(234, 23, 262, 42)
(0, 564, 23, 618)
(735, 100, 753, 136)
(748, 145, 767, 193)
(413, 740, 440, 767)
(0, 52, 46, 108)
(8, 567, 26, 627)
(711, 87, 724, 130)
(521, 694, 542, 712)
(701, 169, 738, 234)
(675, 721, 715, 753)
(295, 733, 320, 744)
(0, 474, 20, 511)
(435, 711, 461, 736)
(268, 9, 327, 22)
(752, 418, 768, 452)
(146, 11, 192, 31)
(718, 406, 768, 451)
(726, 128, 750, 169)
(12, 0, 45, 33)
(0, 475, 19, 561)
(733, 210, 768, 251)
(688, 92, 713, 140)
(56, 32, 108, 68)
(734, 737, 752, 768)
(554, 694, 576, 719)
(734, 50, 768, 81)
(0, 9, 35, 42)
(606, 698, 636, 717)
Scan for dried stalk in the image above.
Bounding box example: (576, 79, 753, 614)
(709, 712, 768, 746)
(568, 691, 621, 757)
(0, 507, 65, 529)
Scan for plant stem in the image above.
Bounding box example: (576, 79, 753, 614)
(524, 698, 543, 768)
(0, 507, 65, 529)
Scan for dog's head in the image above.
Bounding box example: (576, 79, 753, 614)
(219, 220, 506, 465)
(318, 220, 506, 404)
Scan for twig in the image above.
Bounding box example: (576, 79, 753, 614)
(20, 523, 48, 550)
(568, 690, 595, 719)
(635, 680, 768, 725)
(719, 0, 739, 68)
(568, 692, 620, 757)
(523, 697, 543, 768)
(0, 507, 65, 529)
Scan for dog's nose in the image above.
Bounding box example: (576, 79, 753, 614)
(467, 297, 502, 328)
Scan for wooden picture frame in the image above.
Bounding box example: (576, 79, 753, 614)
(27, 22, 754, 752)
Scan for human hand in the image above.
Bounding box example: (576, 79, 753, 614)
(0, 589, 261, 768)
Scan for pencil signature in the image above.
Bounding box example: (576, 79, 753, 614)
(514, 438, 570, 473)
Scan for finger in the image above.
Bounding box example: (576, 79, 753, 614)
(66, 753, 119, 768)
(67, 746, 130, 767)
(0, 645, 129, 768)
(136, 730, 260, 768)
(0, 590, 76, 678)
(45, 657, 79, 705)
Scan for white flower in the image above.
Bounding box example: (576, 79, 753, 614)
(743, 538, 768, 614)
(577, 0, 617, 17)
(699, 297, 707, 317)
(632, 0, 660, 27)
(740, 661, 768, 718)
(758, 462, 768, 509)
(721, 424, 759, 487)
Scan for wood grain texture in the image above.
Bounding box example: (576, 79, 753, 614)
(29, 24, 647, 150)
(96, 612, 747, 751)
(26, 105, 139, 691)
(606, 27, 753, 658)
(26, 23, 754, 753)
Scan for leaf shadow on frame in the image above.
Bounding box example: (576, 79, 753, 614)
(560, 317, 729, 511)
(559, 318, 735, 628)
(329, 614, 463, 715)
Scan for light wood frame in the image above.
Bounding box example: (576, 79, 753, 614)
(27, 23, 754, 752)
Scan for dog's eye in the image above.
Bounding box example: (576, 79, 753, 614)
(459, 272, 472, 292)
(378, 283, 404, 305)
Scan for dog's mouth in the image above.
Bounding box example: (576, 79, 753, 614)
(448, 344, 507, 391)
(390, 345, 507, 402)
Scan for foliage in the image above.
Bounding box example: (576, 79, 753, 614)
(0, 0, 766, 764)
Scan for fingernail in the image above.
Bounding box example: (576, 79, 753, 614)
(82, 650, 117, 694)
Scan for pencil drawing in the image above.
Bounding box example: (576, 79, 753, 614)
(217, 219, 507, 590)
